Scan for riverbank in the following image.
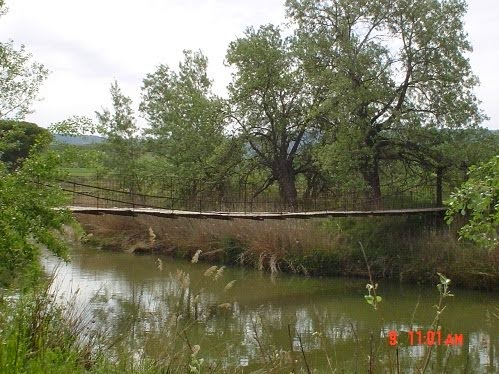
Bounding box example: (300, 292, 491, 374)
(74, 213, 499, 290)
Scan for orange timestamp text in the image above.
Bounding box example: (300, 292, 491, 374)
(388, 330, 464, 346)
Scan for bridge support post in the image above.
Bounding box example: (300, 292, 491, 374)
(436, 167, 443, 207)
(244, 181, 247, 214)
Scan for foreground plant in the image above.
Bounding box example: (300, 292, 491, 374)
(0, 279, 98, 372)
(446, 155, 499, 249)
(0, 132, 73, 285)
(418, 273, 454, 373)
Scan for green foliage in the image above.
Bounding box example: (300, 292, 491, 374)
(446, 155, 499, 249)
(42, 2, 493, 209)
(188, 346, 204, 374)
(0, 1, 49, 120)
(0, 133, 72, 285)
(436, 272, 454, 298)
(0, 1, 72, 286)
(0, 283, 90, 373)
(59, 147, 106, 178)
(50, 84, 149, 191)
(287, 0, 484, 198)
(364, 283, 382, 309)
(413, 127, 499, 192)
(49, 116, 110, 181)
(140, 50, 239, 194)
(0, 120, 51, 170)
(226, 25, 321, 205)
(96, 80, 144, 190)
(49, 115, 98, 136)
(430, 128, 499, 173)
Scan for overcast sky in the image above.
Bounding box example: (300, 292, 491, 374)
(1, 0, 497, 129)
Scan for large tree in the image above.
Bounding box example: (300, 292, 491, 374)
(140, 50, 236, 196)
(287, 0, 484, 205)
(226, 25, 321, 208)
(96, 80, 143, 191)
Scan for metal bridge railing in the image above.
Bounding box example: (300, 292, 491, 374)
(56, 178, 439, 213)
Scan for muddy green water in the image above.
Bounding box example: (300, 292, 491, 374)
(43, 245, 498, 373)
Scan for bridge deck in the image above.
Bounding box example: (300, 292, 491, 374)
(67, 206, 447, 220)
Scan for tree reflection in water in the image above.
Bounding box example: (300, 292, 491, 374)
(42, 245, 499, 372)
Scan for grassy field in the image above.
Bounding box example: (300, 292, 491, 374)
(64, 167, 97, 177)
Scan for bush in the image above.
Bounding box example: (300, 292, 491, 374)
(0, 132, 72, 285)
(446, 155, 499, 249)
(0, 120, 51, 170)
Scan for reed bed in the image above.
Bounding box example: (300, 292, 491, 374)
(74, 213, 499, 290)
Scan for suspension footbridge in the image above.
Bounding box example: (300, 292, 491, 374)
(48, 177, 447, 220)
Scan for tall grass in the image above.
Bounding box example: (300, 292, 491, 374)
(0, 266, 311, 373)
(0, 277, 96, 373)
(0, 272, 229, 373)
(75, 213, 499, 290)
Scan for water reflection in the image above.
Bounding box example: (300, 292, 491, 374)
(42, 245, 499, 372)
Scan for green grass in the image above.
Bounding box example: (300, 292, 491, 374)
(64, 167, 97, 178)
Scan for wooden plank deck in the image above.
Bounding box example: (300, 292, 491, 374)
(67, 206, 447, 220)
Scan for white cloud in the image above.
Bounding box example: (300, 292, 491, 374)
(464, 0, 499, 127)
(1, 0, 497, 129)
(0, 0, 286, 126)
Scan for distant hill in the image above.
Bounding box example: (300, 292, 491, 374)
(54, 134, 106, 145)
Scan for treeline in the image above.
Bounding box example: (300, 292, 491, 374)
(47, 0, 495, 209)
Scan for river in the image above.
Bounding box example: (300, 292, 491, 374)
(42, 244, 498, 373)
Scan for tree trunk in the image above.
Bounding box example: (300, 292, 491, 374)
(436, 166, 444, 207)
(359, 123, 383, 209)
(275, 161, 298, 211)
(361, 159, 382, 209)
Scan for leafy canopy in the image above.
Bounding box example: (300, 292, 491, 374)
(0, 119, 51, 170)
(0, 1, 71, 285)
(140, 50, 232, 188)
(96, 80, 143, 186)
(226, 25, 321, 204)
(286, 0, 484, 198)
